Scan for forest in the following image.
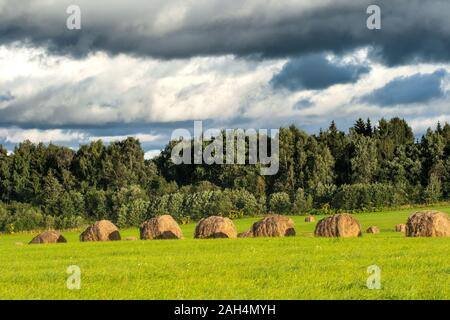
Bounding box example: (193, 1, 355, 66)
(0, 117, 449, 232)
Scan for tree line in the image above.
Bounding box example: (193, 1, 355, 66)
(0, 117, 449, 232)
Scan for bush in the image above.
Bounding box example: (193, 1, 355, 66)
(84, 189, 109, 220)
(269, 192, 292, 214)
(112, 185, 149, 227)
(148, 189, 261, 222)
(204, 191, 234, 217)
(4, 203, 45, 232)
(0, 202, 9, 231)
(332, 183, 407, 211)
(182, 191, 214, 220)
(423, 173, 442, 204)
(59, 191, 85, 218)
(293, 188, 313, 214)
(54, 215, 85, 229)
(227, 189, 261, 216)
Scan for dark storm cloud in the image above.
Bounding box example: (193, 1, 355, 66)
(0, 0, 450, 65)
(362, 69, 448, 106)
(270, 54, 370, 91)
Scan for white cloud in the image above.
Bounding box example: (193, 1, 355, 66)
(88, 133, 161, 143)
(0, 126, 163, 146)
(0, 46, 282, 126)
(144, 149, 161, 160)
(0, 127, 85, 143)
(408, 115, 450, 133)
(1, 45, 450, 149)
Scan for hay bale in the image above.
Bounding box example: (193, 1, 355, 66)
(366, 226, 380, 234)
(140, 215, 183, 240)
(252, 215, 296, 237)
(237, 230, 253, 238)
(125, 236, 137, 241)
(194, 216, 237, 239)
(80, 220, 121, 242)
(29, 230, 67, 244)
(314, 214, 362, 238)
(406, 211, 450, 237)
(305, 216, 315, 223)
(395, 224, 406, 232)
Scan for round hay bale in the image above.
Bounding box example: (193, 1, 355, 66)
(252, 215, 296, 237)
(29, 230, 67, 244)
(366, 226, 380, 234)
(305, 216, 315, 223)
(80, 220, 121, 242)
(194, 216, 237, 239)
(140, 215, 183, 240)
(314, 214, 362, 238)
(395, 224, 406, 232)
(125, 236, 137, 241)
(237, 230, 253, 238)
(406, 211, 450, 237)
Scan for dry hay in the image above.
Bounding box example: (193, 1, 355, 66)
(140, 215, 183, 240)
(194, 216, 237, 239)
(314, 214, 362, 238)
(406, 211, 450, 237)
(29, 230, 67, 244)
(251, 215, 296, 237)
(80, 220, 121, 242)
(237, 230, 253, 238)
(395, 224, 406, 232)
(366, 226, 380, 234)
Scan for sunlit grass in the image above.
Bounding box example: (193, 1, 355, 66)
(0, 206, 449, 300)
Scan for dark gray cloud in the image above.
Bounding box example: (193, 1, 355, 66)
(0, 0, 450, 65)
(362, 69, 448, 106)
(270, 54, 370, 91)
(294, 98, 314, 109)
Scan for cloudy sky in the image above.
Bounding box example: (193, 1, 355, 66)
(1, 0, 450, 157)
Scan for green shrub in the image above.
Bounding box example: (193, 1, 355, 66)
(112, 185, 149, 227)
(54, 215, 85, 229)
(269, 192, 292, 214)
(165, 193, 185, 220)
(204, 191, 234, 217)
(293, 188, 313, 215)
(0, 202, 9, 231)
(4, 203, 45, 232)
(227, 189, 261, 216)
(148, 189, 261, 222)
(332, 183, 407, 211)
(84, 189, 109, 220)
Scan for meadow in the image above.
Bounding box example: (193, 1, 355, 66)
(0, 206, 449, 300)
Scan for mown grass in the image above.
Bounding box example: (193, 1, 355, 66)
(0, 206, 449, 300)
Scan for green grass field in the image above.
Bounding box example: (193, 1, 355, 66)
(0, 206, 449, 300)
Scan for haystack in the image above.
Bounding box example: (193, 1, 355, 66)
(194, 216, 237, 239)
(305, 216, 315, 222)
(140, 215, 183, 240)
(29, 230, 67, 244)
(395, 224, 406, 232)
(237, 230, 253, 238)
(252, 215, 296, 237)
(314, 214, 362, 238)
(406, 211, 450, 237)
(366, 226, 380, 234)
(80, 220, 121, 242)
